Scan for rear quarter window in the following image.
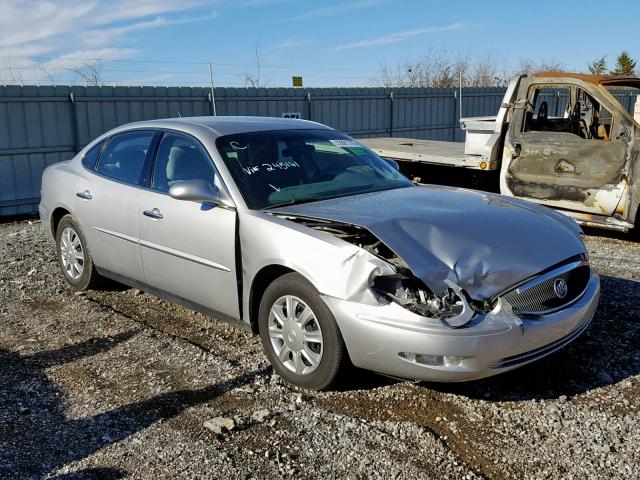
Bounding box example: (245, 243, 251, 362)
(81, 140, 106, 170)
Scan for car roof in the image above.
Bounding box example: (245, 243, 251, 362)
(119, 116, 333, 137)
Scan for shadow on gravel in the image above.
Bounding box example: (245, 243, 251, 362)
(582, 225, 636, 242)
(0, 213, 37, 225)
(425, 274, 640, 402)
(333, 367, 400, 392)
(52, 467, 128, 480)
(0, 332, 267, 479)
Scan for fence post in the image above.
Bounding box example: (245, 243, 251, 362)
(69, 92, 80, 153)
(307, 92, 312, 120)
(389, 91, 394, 137)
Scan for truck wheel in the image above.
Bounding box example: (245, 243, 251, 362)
(55, 215, 101, 290)
(258, 272, 346, 390)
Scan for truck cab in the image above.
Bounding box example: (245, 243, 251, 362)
(501, 72, 640, 232)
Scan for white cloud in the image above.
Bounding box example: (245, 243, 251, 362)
(0, 1, 98, 48)
(0, 0, 218, 84)
(83, 13, 219, 48)
(0, 1, 216, 59)
(234, 0, 292, 6)
(334, 22, 464, 50)
(41, 48, 139, 70)
(93, 0, 209, 26)
(285, 0, 387, 22)
(274, 38, 312, 49)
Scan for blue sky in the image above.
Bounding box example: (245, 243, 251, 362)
(1, 0, 639, 87)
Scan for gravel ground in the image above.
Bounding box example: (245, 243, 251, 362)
(0, 218, 639, 479)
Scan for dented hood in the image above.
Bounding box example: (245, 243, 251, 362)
(273, 185, 586, 300)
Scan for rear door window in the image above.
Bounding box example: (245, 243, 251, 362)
(97, 131, 156, 186)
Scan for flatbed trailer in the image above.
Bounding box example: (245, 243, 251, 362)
(360, 138, 479, 168)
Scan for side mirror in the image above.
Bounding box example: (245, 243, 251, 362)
(169, 179, 234, 208)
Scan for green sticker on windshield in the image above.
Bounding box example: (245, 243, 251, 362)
(346, 146, 367, 155)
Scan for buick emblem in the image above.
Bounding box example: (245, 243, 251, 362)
(553, 278, 568, 299)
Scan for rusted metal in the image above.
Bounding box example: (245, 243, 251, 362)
(502, 73, 640, 229)
(534, 71, 640, 87)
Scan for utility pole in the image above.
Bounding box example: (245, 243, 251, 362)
(209, 62, 217, 116)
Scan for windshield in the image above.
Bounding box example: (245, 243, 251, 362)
(215, 129, 412, 209)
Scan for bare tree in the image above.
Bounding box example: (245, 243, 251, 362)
(0, 56, 25, 84)
(71, 60, 104, 86)
(36, 60, 58, 85)
(467, 53, 509, 87)
(244, 42, 263, 88)
(587, 56, 607, 75)
(516, 57, 565, 75)
(376, 49, 509, 88)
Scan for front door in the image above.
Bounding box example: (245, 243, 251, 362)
(138, 132, 239, 318)
(503, 80, 631, 216)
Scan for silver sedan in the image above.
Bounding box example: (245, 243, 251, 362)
(40, 116, 600, 390)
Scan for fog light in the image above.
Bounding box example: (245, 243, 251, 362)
(443, 355, 463, 367)
(399, 352, 466, 367)
(480, 161, 487, 169)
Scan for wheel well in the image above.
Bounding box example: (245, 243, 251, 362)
(51, 207, 71, 236)
(249, 265, 294, 333)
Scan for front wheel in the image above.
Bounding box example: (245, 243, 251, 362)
(258, 273, 347, 390)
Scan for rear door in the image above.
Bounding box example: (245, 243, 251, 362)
(138, 131, 239, 317)
(74, 130, 158, 282)
(503, 79, 630, 216)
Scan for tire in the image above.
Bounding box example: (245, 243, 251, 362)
(55, 214, 101, 291)
(258, 272, 346, 390)
(632, 211, 640, 241)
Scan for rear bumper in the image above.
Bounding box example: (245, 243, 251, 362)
(323, 272, 600, 382)
(38, 204, 54, 241)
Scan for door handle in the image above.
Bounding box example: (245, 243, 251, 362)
(143, 208, 163, 220)
(76, 190, 92, 200)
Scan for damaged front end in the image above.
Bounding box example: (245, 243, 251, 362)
(279, 215, 491, 328)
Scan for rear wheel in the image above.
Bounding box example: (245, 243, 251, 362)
(55, 215, 101, 290)
(258, 272, 346, 390)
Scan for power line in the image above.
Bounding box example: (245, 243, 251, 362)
(2, 78, 377, 87)
(0, 54, 383, 73)
(3, 67, 375, 80)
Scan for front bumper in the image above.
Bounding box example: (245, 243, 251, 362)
(322, 272, 600, 382)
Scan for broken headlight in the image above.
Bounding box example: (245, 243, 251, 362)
(372, 274, 475, 328)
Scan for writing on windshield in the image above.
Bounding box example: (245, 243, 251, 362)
(216, 129, 412, 209)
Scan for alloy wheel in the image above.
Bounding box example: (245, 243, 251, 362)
(59, 227, 85, 280)
(268, 295, 324, 375)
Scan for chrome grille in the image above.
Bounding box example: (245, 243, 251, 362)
(502, 260, 591, 315)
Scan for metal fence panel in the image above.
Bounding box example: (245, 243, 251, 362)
(1, 84, 508, 216)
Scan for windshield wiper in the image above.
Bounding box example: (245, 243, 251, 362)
(264, 198, 317, 209)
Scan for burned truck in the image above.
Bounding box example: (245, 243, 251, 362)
(361, 72, 640, 233)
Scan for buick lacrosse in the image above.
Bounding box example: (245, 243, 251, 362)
(40, 116, 600, 390)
